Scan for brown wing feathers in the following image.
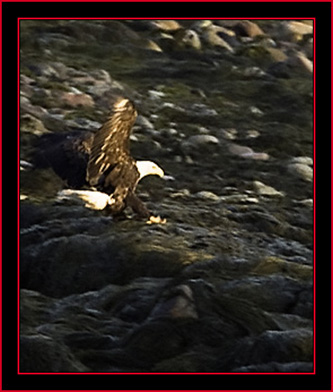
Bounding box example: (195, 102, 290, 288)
(86, 98, 138, 187)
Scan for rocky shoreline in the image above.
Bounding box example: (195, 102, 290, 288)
(20, 19, 313, 373)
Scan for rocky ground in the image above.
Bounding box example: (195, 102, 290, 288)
(19, 19, 313, 373)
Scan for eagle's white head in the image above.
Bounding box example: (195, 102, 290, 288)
(136, 160, 164, 181)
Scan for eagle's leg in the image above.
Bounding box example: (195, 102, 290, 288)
(125, 192, 151, 219)
(126, 193, 167, 224)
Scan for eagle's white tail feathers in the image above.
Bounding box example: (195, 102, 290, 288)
(57, 189, 110, 210)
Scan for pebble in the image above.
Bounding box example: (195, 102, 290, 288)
(20, 160, 34, 170)
(245, 129, 260, 139)
(145, 40, 163, 52)
(282, 21, 313, 41)
(60, 91, 95, 108)
(294, 199, 313, 208)
(291, 156, 313, 166)
(182, 134, 220, 155)
(266, 47, 288, 62)
(42, 112, 68, 132)
(175, 29, 202, 50)
(136, 115, 155, 130)
(202, 25, 234, 52)
(242, 66, 266, 78)
(194, 191, 221, 202)
(197, 126, 211, 134)
(287, 52, 313, 74)
(20, 113, 49, 135)
(148, 89, 166, 99)
(152, 20, 182, 32)
(170, 189, 191, 199)
(288, 156, 313, 183)
(73, 117, 101, 131)
(149, 284, 198, 319)
(161, 127, 178, 137)
(192, 104, 218, 117)
(220, 128, 238, 140)
(288, 163, 313, 182)
(228, 143, 269, 160)
(28, 63, 60, 79)
(21, 74, 36, 86)
(20, 98, 48, 119)
(234, 20, 265, 38)
(220, 194, 259, 204)
(249, 106, 264, 116)
(253, 181, 284, 197)
(191, 20, 213, 31)
(90, 69, 112, 83)
(186, 134, 219, 146)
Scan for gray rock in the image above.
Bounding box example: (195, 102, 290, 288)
(20, 113, 49, 136)
(266, 47, 288, 62)
(202, 25, 235, 52)
(253, 181, 284, 197)
(41, 112, 68, 132)
(28, 63, 60, 79)
(281, 21, 313, 41)
(234, 20, 265, 38)
(182, 134, 219, 150)
(291, 156, 313, 165)
(288, 163, 313, 182)
(20, 97, 48, 119)
(20, 334, 87, 372)
(136, 115, 155, 130)
(169, 189, 191, 199)
(181, 134, 220, 158)
(149, 284, 198, 319)
(231, 328, 313, 365)
(152, 20, 182, 32)
(228, 143, 269, 160)
(220, 194, 259, 204)
(220, 128, 238, 140)
(176, 29, 202, 50)
(295, 199, 313, 208)
(245, 129, 260, 139)
(287, 52, 313, 74)
(194, 191, 221, 202)
(60, 91, 95, 108)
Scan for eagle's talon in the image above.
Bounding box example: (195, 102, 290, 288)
(146, 215, 167, 225)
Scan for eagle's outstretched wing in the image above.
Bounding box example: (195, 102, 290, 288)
(86, 98, 138, 189)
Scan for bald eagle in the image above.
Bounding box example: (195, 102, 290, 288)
(86, 97, 164, 218)
(36, 98, 165, 221)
